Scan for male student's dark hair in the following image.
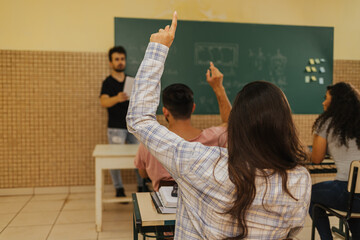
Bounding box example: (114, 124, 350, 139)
(162, 83, 194, 119)
(108, 46, 127, 62)
(224, 81, 308, 239)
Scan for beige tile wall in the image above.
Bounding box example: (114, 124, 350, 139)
(0, 49, 359, 188)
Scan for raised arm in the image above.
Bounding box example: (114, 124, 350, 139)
(126, 12, 189, 179)
(206, 62, 232, 123)
(126, 11, 226, 194)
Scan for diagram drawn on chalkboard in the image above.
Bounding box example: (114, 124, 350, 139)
(194, 43, 238, 67)
(248, 48, 288, 87)
(248, 48, 266, 71)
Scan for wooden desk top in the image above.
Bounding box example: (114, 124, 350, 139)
(92, 144, 139, 157)
(135, 193, 176, 227)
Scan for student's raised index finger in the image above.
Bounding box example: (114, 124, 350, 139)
(169, 11, 178, 34)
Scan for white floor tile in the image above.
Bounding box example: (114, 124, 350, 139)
(98, 221, 133, 239)
(0, 213, 16, 226)
(101, 220, 132, 231)
(0, 213, 16, 231)
(0, 195, 32, 203)
(31, 194, 68, 201)
(296, 226, 319, 239)
(98, 230, 133, 239)
(0, 224, 6, 232)
(0, 188, 33, 196)
(67, 192, 94, 200)
(304, 214, 313, 227)
(103, 209, 132, 222)
(9, 211, 59, 227)
(0, 202, 27, 214)
(34, 186, 69, 195)
(21, 200, 65, 213)
(56, 209, 95, 224)
(0, 225, 51, 240)
(62, 199, 95, 211)
(101, 239, 133, 240)
(103, 202, 133, 211)
(47, 222, 98, 240)
(70, 185, 95, 193)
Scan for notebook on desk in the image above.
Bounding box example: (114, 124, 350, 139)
(150, 192, 177, 214)
(158, 186, 178, 208)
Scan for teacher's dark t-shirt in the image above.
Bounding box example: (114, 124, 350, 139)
(100, 75, 130, 129)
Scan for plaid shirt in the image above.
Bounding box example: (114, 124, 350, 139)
(127, 42, 311, 240)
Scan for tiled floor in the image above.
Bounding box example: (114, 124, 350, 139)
(0, 183, 346, 240)
(0, 185, 137, 240)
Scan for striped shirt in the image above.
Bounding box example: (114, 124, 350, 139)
(127, 42, 311, 240)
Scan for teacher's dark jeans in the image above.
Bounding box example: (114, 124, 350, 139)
(309, 180, 360, 240)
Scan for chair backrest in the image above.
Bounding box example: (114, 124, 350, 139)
(347, 160, 360, 194)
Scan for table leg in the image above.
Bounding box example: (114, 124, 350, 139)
(95, 162, 104, 232)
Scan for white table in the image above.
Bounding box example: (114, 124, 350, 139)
(93, 144, 139, 232)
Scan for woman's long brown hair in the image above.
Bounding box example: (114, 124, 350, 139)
(225, 81, 308, 239)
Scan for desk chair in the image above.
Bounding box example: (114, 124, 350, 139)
(311, 160, 360, 240)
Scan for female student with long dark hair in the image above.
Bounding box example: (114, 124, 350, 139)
(127, 12, 311, 239)
(310, 82, 360, 239)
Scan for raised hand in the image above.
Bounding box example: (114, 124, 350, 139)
(206, 61, 231, 123)
(150, 11, 177, 47)
(206, 61, 224, 90)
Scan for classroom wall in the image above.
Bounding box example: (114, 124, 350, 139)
(1, 0, 360, 188)
(1, 0, 360, 59)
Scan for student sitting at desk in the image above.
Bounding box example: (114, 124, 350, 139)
(134, 63, 230, 192)
(127, 12, 311, 240)
(310, 82, 360, 240)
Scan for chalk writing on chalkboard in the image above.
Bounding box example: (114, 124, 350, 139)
(194, 43, 239, 67)
(270, 49, 288, 86)
(248, 48, 288, 87)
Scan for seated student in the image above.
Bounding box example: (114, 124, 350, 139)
(310, 82, 360, 240)
(134, 63, 230, 191)
(127, 12, 311, 239)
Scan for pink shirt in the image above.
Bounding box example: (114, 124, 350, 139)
(134, 126, 227, 191)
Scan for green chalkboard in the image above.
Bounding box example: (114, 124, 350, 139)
(115, 18, 333, 114)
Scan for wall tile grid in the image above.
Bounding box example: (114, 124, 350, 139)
(0, 49, 359, 188)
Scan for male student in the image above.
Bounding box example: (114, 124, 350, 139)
(134, 62, 231, 191)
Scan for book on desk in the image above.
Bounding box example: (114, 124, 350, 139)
(150, 186, 178, 214)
